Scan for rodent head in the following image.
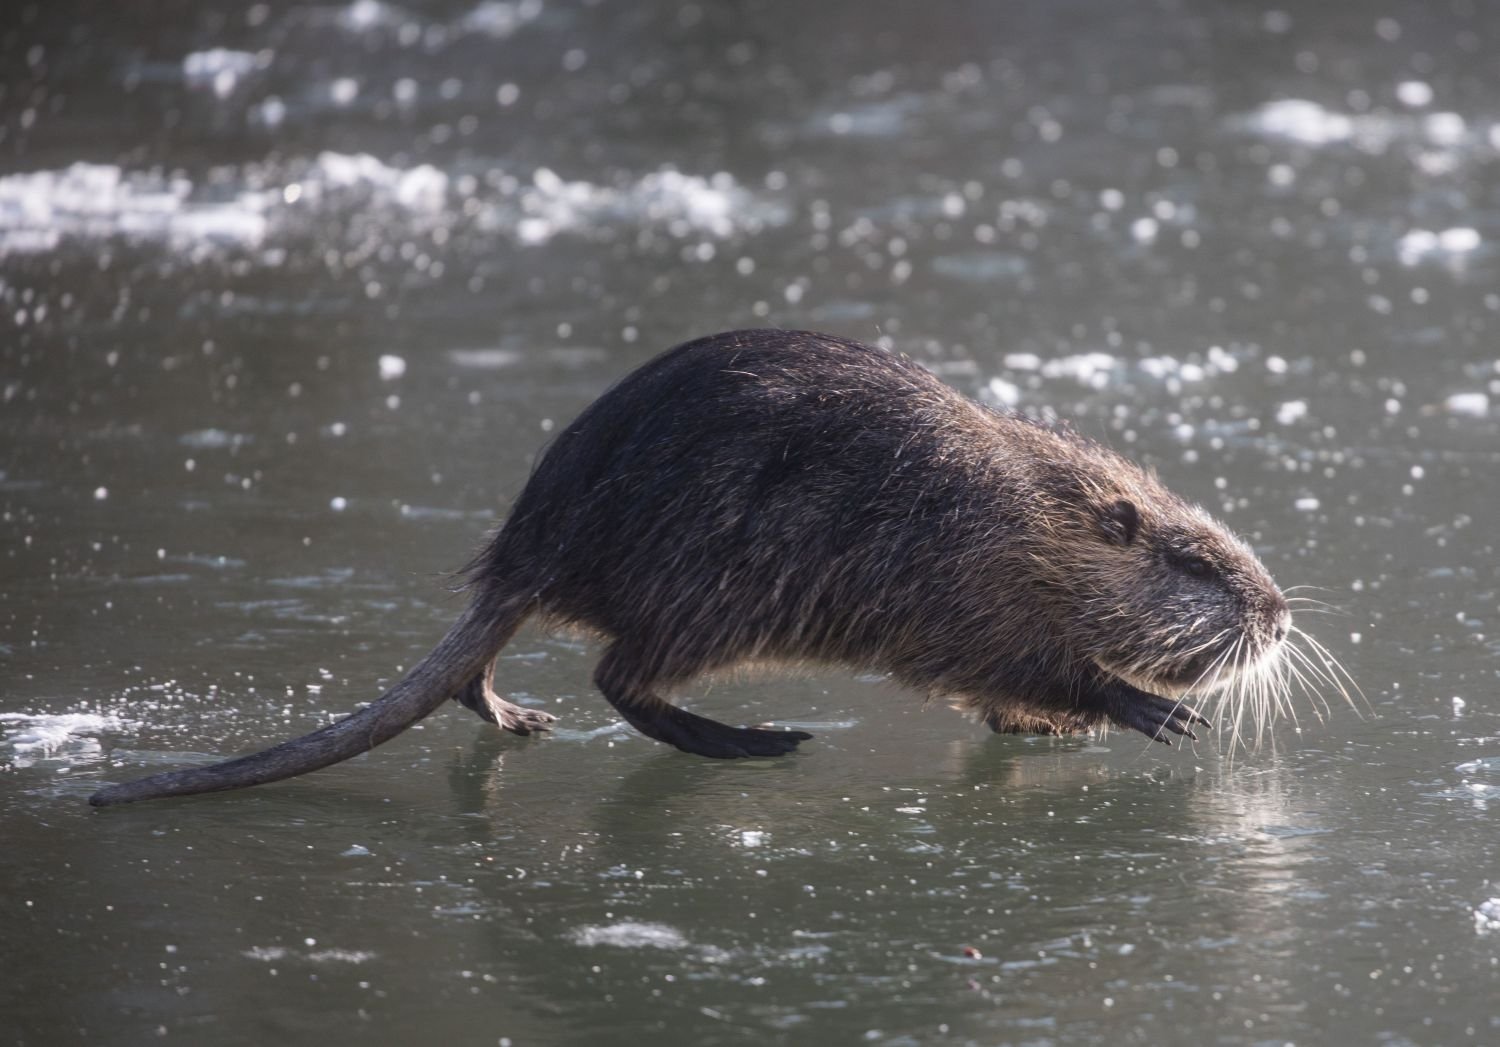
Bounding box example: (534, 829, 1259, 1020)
(1028, 453, 1290, 698)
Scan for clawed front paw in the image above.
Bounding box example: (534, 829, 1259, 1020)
(1111, 691, 1211, 745)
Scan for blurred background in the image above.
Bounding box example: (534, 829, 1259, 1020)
(3, 1, 1499, 1044)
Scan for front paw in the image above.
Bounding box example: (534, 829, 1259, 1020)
(1108, 690, 1210, 744)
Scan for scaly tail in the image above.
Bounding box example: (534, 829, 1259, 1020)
(89, 588, 531, 807)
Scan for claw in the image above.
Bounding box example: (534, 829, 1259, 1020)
(1106, 687, 1207, 745)
(1179, 708, 1213, 729)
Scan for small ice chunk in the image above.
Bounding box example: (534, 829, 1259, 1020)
(1041, 352, 1117, 386)
(1438, 227, 1480, 253)
(393, 165, 447, 211)
(1424, 112, 1466, 145)
(985, 377, 1020, 407)
(307, 949, 376, 964)
(569, 921, 688, 950)
(1206, 345, 1238, 372)
(1130, 217, 1159, 243)
(1475, 898, 1500, 934)
(1, 712, 118, 757)
(1250, 99, 1354, 145)
(330, 496, 348, 511)
(244, 946, 290, 961)
(341, 0, 395, 31)
(1445, 392, 1488, 417)
(1396, 80, 1434, 108)
(378, 354, 406, 380)
(1276, 400, 1307, 425)
(1400, 227, 1479, 264)
(182, 49, 262, 98)
(462, 0, 545, 38)
(1294, 496, 1320, 511)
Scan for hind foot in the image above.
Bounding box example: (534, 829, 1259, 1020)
(491, 697, 558, 736)
(622, 704, 812, 759)
(454, 664, 557, 736)
(984, 709, 1090, 736)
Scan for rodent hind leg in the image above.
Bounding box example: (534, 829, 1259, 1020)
(980, 704, 1092, 737)
(593, 642, 812, 759)
(453, 658, 558, 735)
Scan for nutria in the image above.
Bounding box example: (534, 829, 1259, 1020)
(90, 329, 1338, 807)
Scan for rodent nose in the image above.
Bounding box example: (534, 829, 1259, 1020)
(1268, 590, 1291, 643)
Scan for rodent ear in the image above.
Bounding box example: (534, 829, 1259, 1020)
(1100, 499, 1140, 546)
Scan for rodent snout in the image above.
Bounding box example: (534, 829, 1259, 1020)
(1270, 605, 1292, 643)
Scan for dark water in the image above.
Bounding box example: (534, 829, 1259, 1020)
(4, 1, 1500, 1043)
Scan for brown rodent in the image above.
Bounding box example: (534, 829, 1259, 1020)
(91, 329, 1303, 806)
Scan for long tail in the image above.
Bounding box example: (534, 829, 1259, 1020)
(89, 589, 528, 807)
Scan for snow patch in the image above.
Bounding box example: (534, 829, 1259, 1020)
(1444, 392, 1489, 417)
(1247, 99, 1356, 145)
(0, 164, 271, 252)
(182, 49, 268, 98)
(1398, 227, 1481, 265)
(1, 712, 119, 768)
(508, 167, 776, 245)
(568, 921, 689, 950)
(0, 158, 783, 258)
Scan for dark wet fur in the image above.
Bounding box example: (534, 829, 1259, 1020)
(462, 330, 1281, 748)
(91, 329, 1285, 805)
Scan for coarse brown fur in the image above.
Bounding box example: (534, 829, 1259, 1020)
(91, 329, 1294, 806)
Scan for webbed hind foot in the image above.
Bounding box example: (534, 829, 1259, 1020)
(593, 641, 811, 758)
(454, 662, 558, 735)
(622, 704, 812, 758)
(492, 698, 558, 736)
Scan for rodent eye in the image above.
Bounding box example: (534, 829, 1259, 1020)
(1180, 555, 1213, 579)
